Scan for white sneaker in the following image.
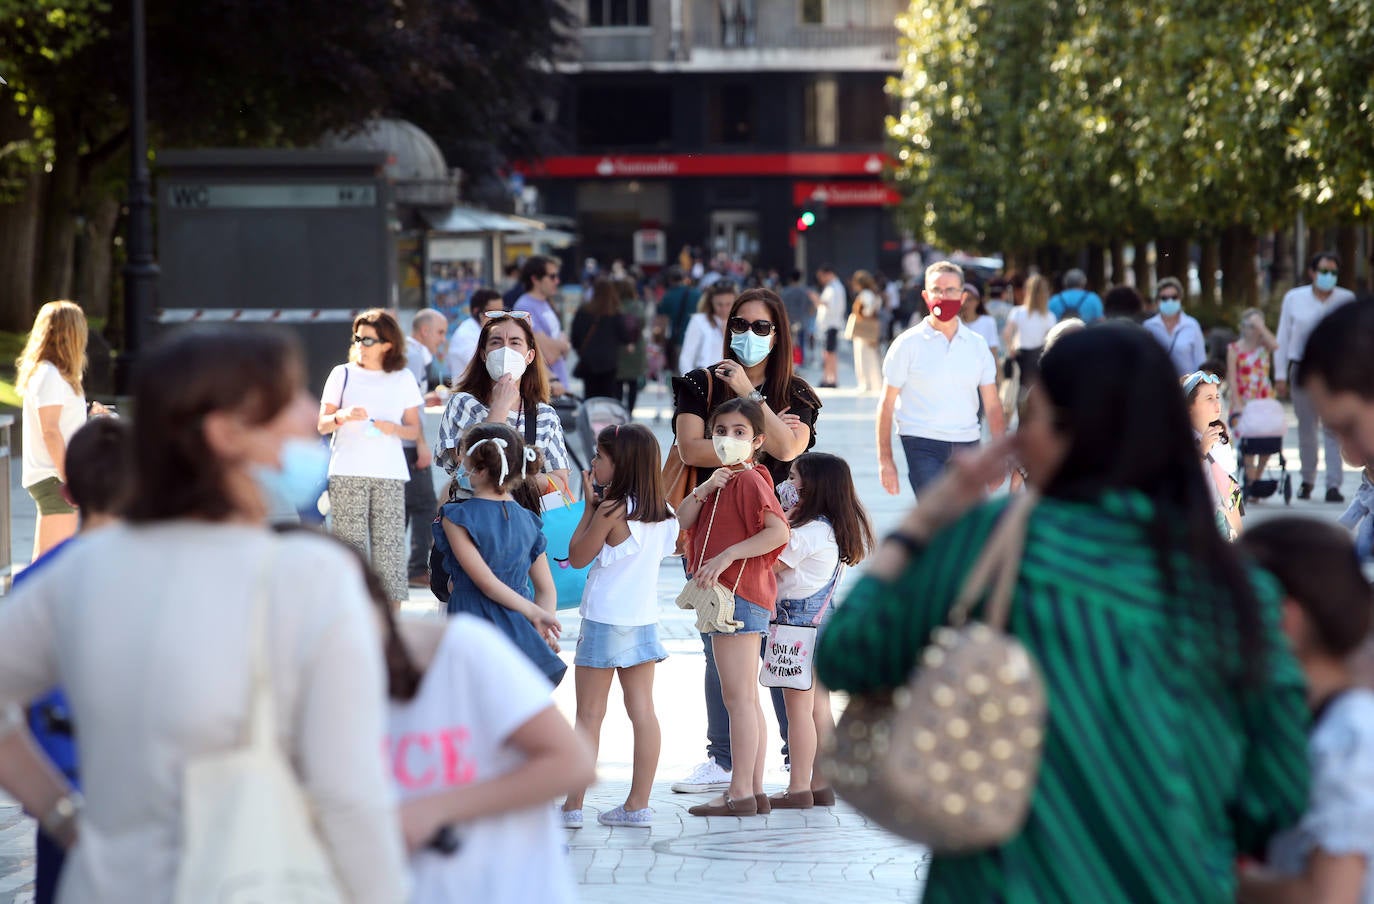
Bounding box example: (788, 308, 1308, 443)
(671, 757, 732, 793)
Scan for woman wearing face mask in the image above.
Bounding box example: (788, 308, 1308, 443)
(0, 328, 409, 904)
(319, 309, 425, 606)
(678, 281, 738, 375)
(1143, 277, 1207, 376)
(1184, 370, 1244, 540)
(667, 287, 820, 796)
(437, 311, 572, 498)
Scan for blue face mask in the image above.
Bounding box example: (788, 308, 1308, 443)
(729, 331, 772, 367)
(1158, 299, 1182, 317)
(1315, 271, 1338, 292)
(255, 438, 329, 512)
(454, 465, 474, 492)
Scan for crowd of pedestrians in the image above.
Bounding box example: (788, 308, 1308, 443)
(2, 247, 1373, 904)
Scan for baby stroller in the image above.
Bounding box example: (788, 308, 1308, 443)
(550, 393, 632, 473)
(1233, 398, 1291, 504)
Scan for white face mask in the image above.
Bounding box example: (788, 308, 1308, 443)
(713, 435, 754, 466)
(485, 347, 528, 381)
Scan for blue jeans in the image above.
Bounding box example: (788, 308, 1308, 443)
(900, 435, 981, 499)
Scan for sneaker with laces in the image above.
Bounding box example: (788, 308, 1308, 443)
(561, 808, 583, 829)
(598, 805, 653, 827)
(671, 758, 732, 793)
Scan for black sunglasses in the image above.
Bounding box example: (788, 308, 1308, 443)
(728, 316, 776, 337)
(352, 334, 383, 347)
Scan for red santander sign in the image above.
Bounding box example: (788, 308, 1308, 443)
(793, 181, 900, 207)
(517, 152, 891, 179)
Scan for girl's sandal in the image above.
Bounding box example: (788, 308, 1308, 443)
(687, 794, 759, 817)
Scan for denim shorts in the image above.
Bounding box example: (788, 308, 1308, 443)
(705, 597, 772, 637)
(575, 619, 668, 669)
(775, 594, 830, 628)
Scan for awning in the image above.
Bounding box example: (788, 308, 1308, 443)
(422, 205, 544, 234)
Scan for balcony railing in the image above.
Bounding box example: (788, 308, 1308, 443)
(691, 22, 898, 53)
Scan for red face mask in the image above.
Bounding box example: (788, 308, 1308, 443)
(930, 297, 963, 322)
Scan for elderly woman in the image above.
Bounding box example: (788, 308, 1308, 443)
(817, 324, 1308, 904)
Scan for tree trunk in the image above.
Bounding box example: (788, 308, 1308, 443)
(1199, 238, 1220, 308)
(1155, 236, 1189, 286)
(1133, 240, 1153, 298)
(78, 194, 121, 322)
(1337, 223, 1358, 292)
(1085, 242, 1107, 293)
(1306, 226, 1326, 269)
(0, 171, 43, 333)
(1271, 226, 1295, 300)
(34, 113, 81, 307)
(1219, 225, 1258, 309)
(1109, 238, 1125, 289)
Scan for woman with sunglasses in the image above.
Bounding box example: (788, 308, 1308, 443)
(668, 286, 820, 795)
(1183, 370, 1244, 540)
(437, 310, 572, 498)
(678, 281, 738, 375)
(319, 309, 425, 606)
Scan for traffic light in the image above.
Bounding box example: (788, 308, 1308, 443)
(796, 210, 817, 232)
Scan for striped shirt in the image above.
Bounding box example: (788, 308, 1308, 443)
(436, 391, 570, 476)
(815, 492, 1309, 904)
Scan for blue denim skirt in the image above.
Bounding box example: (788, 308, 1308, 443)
(575, 619, 668, 669)
(704, 597, 772, 637)
(775, 568, 840, 628)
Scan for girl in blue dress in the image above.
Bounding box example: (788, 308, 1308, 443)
(432, 422, 566, 685)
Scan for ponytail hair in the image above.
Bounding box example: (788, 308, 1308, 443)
(789, 452, 874, 566)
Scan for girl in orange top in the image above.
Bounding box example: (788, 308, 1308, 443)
(676, 398, 790, 817)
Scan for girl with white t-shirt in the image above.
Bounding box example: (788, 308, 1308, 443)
(16, 300, 94, 558)
(560, 424, 679, 828)
(319, 309, 424, 604)
(769, 452, 874, 809)
(354, 544, 593, 904)
(1002, 274, 1058, 396)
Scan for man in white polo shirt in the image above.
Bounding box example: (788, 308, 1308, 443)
(1275, 250, 1357, 502)
(877, 260, 1005, 498)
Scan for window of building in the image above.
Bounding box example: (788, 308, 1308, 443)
(708, 83, 755, 145)
(799, 0, 893, 26)
(804, 76, 838, 146)
(576, 83, 672, 148)
(586, 0, 649, 27)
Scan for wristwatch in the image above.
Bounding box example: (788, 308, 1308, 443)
(747, 389, 765, 402)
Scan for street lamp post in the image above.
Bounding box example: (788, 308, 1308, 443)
(120, 0, 158, 392)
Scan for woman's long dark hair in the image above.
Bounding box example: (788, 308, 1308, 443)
(585, 277, 620, 317)
(1038, 323, 1265, 682)
(789, 452, 874, 566)
(128, 327, 300, 523)
(597, 423, 670, 523)
(455, 314, 551, 407)
(724, 288, 797, 406)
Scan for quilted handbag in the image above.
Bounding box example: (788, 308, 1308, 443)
(823, 493, 1047, 854)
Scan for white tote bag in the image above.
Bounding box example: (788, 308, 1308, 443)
(759, 565, 842, 691)
(174, 555, 345, 904)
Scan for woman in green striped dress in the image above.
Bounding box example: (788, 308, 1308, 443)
(816, 324, 1309, 904)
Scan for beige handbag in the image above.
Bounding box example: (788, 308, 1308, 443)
(823, 493, 1047, 854)
(675, 487, 745, 634)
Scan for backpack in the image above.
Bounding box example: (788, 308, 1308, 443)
(1058, 290, 1092, 321)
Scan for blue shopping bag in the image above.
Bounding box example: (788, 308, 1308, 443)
(540, 488, 590, 610)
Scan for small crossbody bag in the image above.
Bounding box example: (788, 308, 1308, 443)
(674, 487, 747, 634)
(760, 564, 843, 691)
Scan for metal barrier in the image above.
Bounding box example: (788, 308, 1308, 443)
(0, 414, 12, 594)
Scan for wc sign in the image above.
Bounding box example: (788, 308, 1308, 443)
(166, 183, 378, 209)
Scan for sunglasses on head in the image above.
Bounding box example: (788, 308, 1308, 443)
(484, 310, 532, 321)
(351, 334, 383, 347)
(728, 316, 776, 337)
(1182, 371, 1221, 395)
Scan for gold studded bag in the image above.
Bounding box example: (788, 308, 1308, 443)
(824, 493, 1047, 854)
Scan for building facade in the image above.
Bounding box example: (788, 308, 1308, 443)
(528, 0, 905, 279)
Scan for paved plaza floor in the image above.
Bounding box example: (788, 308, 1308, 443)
(0, 351, 1360, 902)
